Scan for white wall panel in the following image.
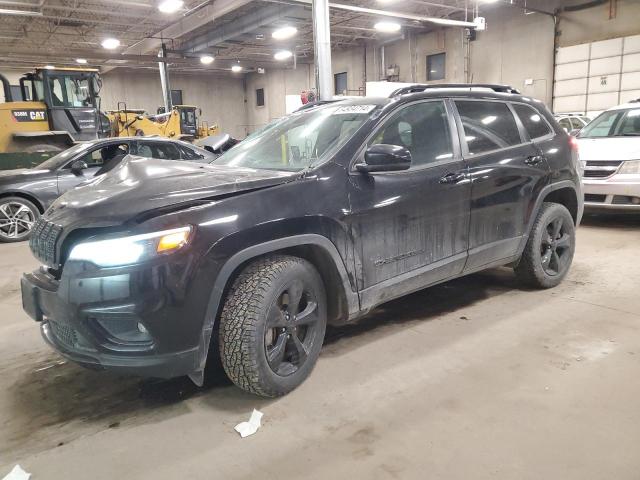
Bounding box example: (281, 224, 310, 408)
(555, 61, 589, 81)
(554, 95, 587, 113)
(623, 53, 640, 73)
(587, 92, 620, 111)
(590, 38, 623, 59)
(589, 56, 621, 76)
(621, 72, 640, 90)
(620, 89, 640, 103)
(623, 34, 640, 54)
(588, 74, 620, 93)
(554, 78, 588, 97)
(556, 43, 590, 64)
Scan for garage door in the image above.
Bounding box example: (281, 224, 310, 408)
(553, 34, 640, 116)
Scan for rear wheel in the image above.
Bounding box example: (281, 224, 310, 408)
(0, 197, 40, 242)
(515, 202, 575, 288)
(218, 255, 327, 397)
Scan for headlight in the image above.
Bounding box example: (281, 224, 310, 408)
(618, 160, 640, 174)
(68, 226, 193, 267)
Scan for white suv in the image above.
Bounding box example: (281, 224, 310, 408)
(577, 101, 640, 210)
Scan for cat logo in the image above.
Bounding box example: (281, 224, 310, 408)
(11, 109, 48, 122)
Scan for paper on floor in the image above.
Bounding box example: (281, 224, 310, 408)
(234, 409, 264, 438)
(2, 465, 30, 480)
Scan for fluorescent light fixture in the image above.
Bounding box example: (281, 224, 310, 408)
(274, 50, 293, 61)
(272, 26, 297, 40)
(200, 55, 214, 65)
(374, 21, 401, 33)
(231, 65, 242, 73)
(44, 65, 55, 70)
(75, 58, 87, 64)
(158, 0, 184, 13)
(101, 38, 120, 50)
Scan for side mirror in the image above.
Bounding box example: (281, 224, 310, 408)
(356, 144, 412, 173)
(70, 159, 88, 175)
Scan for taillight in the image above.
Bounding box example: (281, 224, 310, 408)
(569, 135, 579, 152)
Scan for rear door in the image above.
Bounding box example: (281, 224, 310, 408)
(347, 99, 470, 309)
(452, 99, 549, 272)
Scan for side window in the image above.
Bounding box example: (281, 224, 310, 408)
(136, 144, 153, 158)
(513, 104, 552, 139)
(76, 143, 129, 168)
(558, 118, 572, 131)
(455, 101, 522, 155)
(371, 101, 453, 168)
(137, 142, 181, 160)
(177, 144, 204, 161)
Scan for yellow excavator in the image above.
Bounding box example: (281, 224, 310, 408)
(0, 67, 219, 169)
(106, 104, 219, 140)
(0, 67, 106, 168)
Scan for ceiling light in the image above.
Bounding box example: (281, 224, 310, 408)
(481, 0, 500, 2)
(75, 58, 87, 64)
(44, 65, 55, 69)
(158, 0, 184, 13)
(274, 50, 293, 61)
(272, 26, 297, 40)
(374, 21, 402, 33)
(231, 65, 242, 73)
(200, 55, 214, 65)
(101, 38, 120, 50)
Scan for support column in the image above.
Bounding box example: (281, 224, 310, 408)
(312, 0, 333, 100)
(158, 43, 172, 113)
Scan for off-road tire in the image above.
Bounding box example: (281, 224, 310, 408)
(218, 255, 327, 397)
(0, 196, 40, 243)
(515, 202, 575, 289)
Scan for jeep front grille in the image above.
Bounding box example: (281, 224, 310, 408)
(29, 218, 62, 268)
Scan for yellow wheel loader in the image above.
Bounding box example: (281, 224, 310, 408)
(106, 104, 218, 141)
(0, 67, 107, 169)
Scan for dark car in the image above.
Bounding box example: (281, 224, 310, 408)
(21, 85, 583, 397)
(0, 137, 214, 242)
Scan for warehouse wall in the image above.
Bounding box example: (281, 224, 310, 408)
(100, 69, 247, 138)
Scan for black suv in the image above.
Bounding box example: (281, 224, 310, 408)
(21, 85, 583, 397)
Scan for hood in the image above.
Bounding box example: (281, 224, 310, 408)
(577, 137, 640, 161)
(45, 155, 297, 227)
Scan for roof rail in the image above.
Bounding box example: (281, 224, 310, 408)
(389, 83, 521, 97)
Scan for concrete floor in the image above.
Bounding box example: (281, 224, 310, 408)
(0, 213, 639, 479)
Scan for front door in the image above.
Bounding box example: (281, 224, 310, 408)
(452, 100, 549, 271)
(347, 100, 470, 311)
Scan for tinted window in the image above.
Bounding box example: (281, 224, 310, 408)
(427, 53, 445, 81)
(74, 143, 129, 168)
(513, 104, 552, 139)
(372, 101, 453, 168)
(455, 101, 522, 155)
(177, 144, 204, 161)
(137, 142, 181, 160)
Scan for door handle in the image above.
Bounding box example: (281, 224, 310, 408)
(439, 172, 466, 184)
(525, 155, 545, 166)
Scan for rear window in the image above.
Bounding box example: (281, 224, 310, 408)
(513, 104, 552, 139)
(455, 100, 522, 155)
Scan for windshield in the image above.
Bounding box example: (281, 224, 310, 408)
(36, 143, 93, 170)
(213, 104, 376, 171)
(47, 74, 94, 108)
(579, 108, 640, 138)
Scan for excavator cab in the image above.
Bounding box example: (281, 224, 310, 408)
(19, 67, 102, 142)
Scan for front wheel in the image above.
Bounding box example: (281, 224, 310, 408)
(0, 197, 40, 243)
(515, 202, 575, 288)
(218, 255, 327, 397)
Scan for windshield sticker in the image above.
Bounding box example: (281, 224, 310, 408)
(334, 105, 377, 114)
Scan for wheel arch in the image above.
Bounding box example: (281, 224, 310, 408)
(542, 186, 580, 224)
(189, 234, 360, 385)
(0, 191, 45, 213)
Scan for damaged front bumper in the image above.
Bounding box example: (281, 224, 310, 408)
(21, 257, 205, 379)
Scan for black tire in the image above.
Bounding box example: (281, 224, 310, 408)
(0, 196, 40, 243)
(515, 202, 575, 288)
(218, 255, 327, 397)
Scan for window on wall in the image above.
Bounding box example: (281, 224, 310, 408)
(171, 89, 183, 106)
(334, 72, 347, 95)
(427, 53, 446, 81)
(256, 88, 265, 107)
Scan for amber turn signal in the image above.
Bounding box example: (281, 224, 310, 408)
(157, 228, 191, 253)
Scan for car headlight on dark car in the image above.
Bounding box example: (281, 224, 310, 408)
(68, 226, 193, 267)
(618, 160, 640, 175)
